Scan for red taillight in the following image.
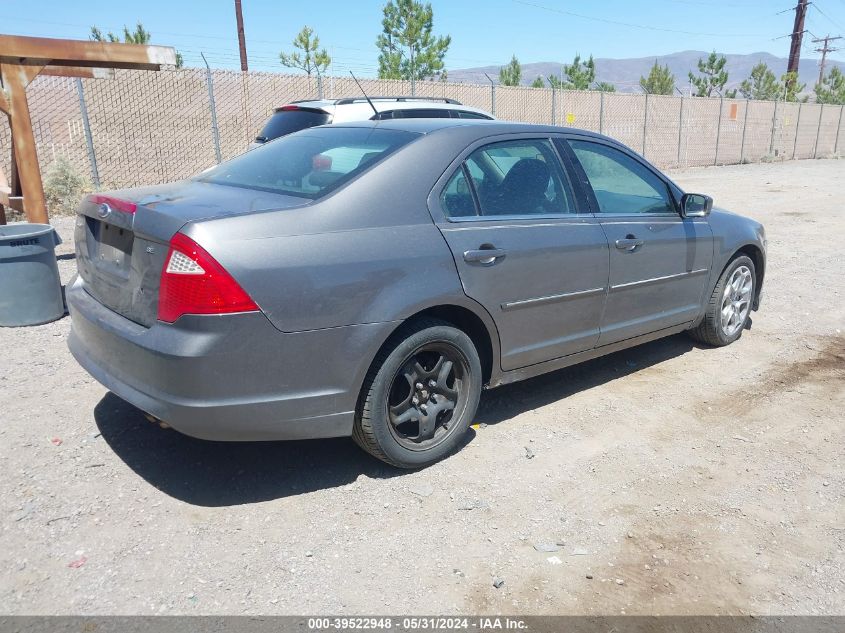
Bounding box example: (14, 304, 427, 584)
(157, 232, 258, 323)
(279, 105, 300, 111)
(88, 194, 137, 214)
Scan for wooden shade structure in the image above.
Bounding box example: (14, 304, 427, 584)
(0, 35, 177, 224)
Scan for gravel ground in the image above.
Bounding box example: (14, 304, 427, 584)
(1, 159, 843, 616)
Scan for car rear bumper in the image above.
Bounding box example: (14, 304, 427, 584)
(66, 275, 397, 441)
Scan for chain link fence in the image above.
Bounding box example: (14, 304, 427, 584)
(1, 68, 843, 194)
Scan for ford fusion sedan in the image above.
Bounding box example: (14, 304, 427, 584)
(67, 119, 766, 468)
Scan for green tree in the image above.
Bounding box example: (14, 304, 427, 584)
(814, 67, 845, 105)
(781, 71, 806, 102)
(594, 81, 616, 92)
(738, 62, 780, 100)
(91, 22, 150, 44)
(560, 54, 595, 90)
(531, 76, 545, 88)
(90, 22, 183, 67)
(499, 55, 522, 86)
(279, 26, 331, 77)
(640, 60, 675, 95)
(688, 51, 731, 97)
(376, 0, 450, 81)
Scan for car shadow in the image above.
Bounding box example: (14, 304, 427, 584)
(94, 393, 405, 507)
(95, 333, 701, 507)
(475, 333, 702, 425)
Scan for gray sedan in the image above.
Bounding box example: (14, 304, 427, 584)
(67, 119, 766, 468)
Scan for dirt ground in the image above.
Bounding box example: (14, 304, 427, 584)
(1, 159, 843, 616)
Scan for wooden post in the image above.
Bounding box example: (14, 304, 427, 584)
(0, 35, 176, 224)
(1, 62, 47, 223)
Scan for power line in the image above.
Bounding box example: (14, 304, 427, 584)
(812, 2, 844, 29)
(511, 0, 767, 37)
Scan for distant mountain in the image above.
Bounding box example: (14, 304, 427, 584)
(447, 50, 845, 94)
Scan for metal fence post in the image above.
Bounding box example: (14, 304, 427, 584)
(641, 92, 649, 156)
(599, 90, 605, 134)
(836, 105, 844, 154)
(484, 73, 495, 117)
(792, 102, 802, 159)
(769, 100, 779, 156)
(74, 78, 100, 189)
(551, 85, 556, 126)
(201, 53, 222, 164)
(813, 104, 824, 159)
(317, 74, 324, 100)
(714, 96, 724, 166)
(739, 100, 750, 163)
(677, 95, 684, 167)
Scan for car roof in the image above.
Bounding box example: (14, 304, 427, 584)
(277, 98, 493, 118)
(329, 117, 611, 141)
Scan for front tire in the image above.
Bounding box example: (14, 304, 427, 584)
(689, 255, 756, 347)
(353, 318, 482, 468)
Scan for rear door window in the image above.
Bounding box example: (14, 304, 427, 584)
(442, 139, 576, 217)
(441, 167, 478, 217)
(199, 127, 419, 199)
(256, 108, 331, 143)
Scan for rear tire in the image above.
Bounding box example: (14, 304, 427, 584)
(353, 318, 482, 469)
(689, 255, 756, 347)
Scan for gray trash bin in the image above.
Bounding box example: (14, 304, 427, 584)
(0, 223, 65, 326)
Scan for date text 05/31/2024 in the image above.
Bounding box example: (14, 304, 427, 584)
(307, 618, 528, 631)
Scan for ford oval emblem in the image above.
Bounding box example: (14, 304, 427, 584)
(97, 203, 111, 219)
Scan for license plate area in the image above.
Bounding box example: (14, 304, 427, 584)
(87, 217, 133, 280)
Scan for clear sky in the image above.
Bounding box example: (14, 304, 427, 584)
(3, 0, 844, 74)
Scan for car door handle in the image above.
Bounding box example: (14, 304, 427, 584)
(615, 237, 644, 251)
(463, 248, 506, 264)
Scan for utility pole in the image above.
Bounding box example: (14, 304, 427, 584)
(234, 0, 248, 71)
(813, 34, 842, 85)
(786, 0, 809, 90)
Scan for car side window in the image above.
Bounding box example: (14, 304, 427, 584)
(442, 139, 576, 218)
(568, 140, 675, 215)
(456, 110, 491, 119)
(393, 108, 452, 119)
(440, 166, 478, 217)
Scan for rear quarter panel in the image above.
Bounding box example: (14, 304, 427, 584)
(185, 126, 497, 334)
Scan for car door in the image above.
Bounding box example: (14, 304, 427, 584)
(560, 137, 714, 346)
(429, 136, 609, 371)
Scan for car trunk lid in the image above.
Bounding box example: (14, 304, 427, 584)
(74, 180, 309, 327)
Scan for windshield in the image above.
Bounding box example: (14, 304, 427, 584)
(198, 127, 419, 199)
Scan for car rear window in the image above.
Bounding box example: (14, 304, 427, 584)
(256, 108, 331, 142)
(198, 127, 419, 199)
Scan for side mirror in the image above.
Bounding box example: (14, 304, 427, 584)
(680, 193, 713, 218)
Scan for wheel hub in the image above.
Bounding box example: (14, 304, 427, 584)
(720, 265, 753, 337)
(386, 344, 465, 449)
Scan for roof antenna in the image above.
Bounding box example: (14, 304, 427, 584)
(349, 71, 378, 118)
